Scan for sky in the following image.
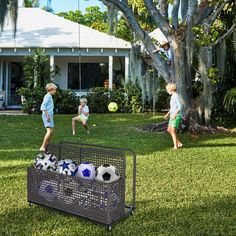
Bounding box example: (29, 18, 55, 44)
(40, 0, 105, 13)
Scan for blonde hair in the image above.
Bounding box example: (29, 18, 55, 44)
(80, 97, 87, 104)
(45, 83, 57, 91)
(166, 83, 177, 92)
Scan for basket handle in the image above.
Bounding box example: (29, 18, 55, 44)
(124, 148, 136, 210)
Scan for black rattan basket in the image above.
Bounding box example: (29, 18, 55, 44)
(27, 142, 136, 230)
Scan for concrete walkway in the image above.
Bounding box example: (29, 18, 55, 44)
(0, 110, 27, 115)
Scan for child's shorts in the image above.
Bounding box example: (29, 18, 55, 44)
(168, 114, 181, 128)
(73, 115, 88, 123)
(42, 114, 54, 128)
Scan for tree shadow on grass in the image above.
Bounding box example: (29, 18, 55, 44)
(184, 143, 236, 149)
(125, 195, 236, 235)
(1, 195, 236, 236)
(0, 205, 95, 236)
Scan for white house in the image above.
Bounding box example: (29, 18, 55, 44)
(0, 7, 131, 108)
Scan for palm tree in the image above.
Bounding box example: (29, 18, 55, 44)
(0, 0, 18, 36)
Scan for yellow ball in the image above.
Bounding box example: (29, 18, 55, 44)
(108, 102, 118, 112)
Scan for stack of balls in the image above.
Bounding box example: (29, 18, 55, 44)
(34, 152, 120, 183)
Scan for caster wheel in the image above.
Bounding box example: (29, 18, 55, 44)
(107, 226, 112, 231)
(130, 210, 134, 215)
(29, 203, 33, 207)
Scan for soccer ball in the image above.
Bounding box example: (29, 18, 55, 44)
(34, 152, 57, 171)
(56, 159, 78, 176)
(95, 164, 120, 183)
(108, 102, 118, 112)
(38, 180, 58, 202)
(77, 162, 96, 180)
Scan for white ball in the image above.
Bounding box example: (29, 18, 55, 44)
(34, 152, 57, 171)
(77, 162, 96, 180)
(95, 164, 120, 183)
(56, 159, 78, 176)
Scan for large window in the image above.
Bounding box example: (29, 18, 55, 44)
(68, 63, 108, 91)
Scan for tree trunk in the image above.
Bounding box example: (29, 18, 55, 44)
(107, 3, 115, 35)
(172, 40, 192, 114)
(198, 46, 213, 125)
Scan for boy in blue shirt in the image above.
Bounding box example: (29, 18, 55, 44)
(164, 83, 183, 149)
(39, 83, 57, 151)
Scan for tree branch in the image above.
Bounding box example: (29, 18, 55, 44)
(203, 0, 234, 26)
(180, 0, 189, 21)
(104, 0, 170, 81)
(172, 0, 180, 29)
(158, 0, 168, 21)
(187, 0, 198, 23)
(213, 23, 236, 46)
(194, 0, 214, 25)
(144, 0, 171, 39)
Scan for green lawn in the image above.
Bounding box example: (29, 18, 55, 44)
(0, 113, 236, 236)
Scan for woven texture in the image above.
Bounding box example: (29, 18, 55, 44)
(27, 142, 127, 225)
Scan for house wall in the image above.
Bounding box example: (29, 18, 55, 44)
(54, 56, 125, 90)
(0, 55, 126, 91)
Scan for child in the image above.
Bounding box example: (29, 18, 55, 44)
(39, 83, 57, 151)
(72, 98, 89, 135)
(164, 83, 183, 149)
(153, 41, 172, 63)
(153, 41, 174, 81)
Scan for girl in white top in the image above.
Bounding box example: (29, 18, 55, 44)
(72, 98, 90, 135)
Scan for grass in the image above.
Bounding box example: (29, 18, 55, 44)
(0, 113, 236, 236)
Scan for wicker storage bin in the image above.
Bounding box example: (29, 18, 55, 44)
(27, 142, 136, 229)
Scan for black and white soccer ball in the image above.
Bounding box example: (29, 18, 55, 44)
(34, 152, 57, 171)
(56, 159, 78, 176)
(95, 164, 120, 183)
(77, 162, 96, 180)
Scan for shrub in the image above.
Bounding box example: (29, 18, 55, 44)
(223, 87, 236, 116)
(109, 89, 127, 112)
(23, 49, 60, 88)
(124, 81, 142, 113)
(18, 87, 80, 114)
(86, 87, 110, 113)
(155, 89, 170, 112)
(85, 85, 143, 113)
(17, 87, 45, 114)
(54, 89, 80, 114)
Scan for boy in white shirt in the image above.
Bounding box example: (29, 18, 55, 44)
(72, 98, 89, 135)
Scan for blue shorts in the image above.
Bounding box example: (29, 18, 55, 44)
(42, 114, 54, 128)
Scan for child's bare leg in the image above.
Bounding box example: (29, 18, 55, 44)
(177, 138, 183, 147)
(169, 126, 178, 149)
(167, 126, 171, 134)
(72, 117, 77, 135)
(82, 120, 89, 134)
(40, 128, 53, 151)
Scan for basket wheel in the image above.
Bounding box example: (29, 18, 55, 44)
(130, 210, 134, 215)
(107, 226, 112, 231)
(29, 202, 33, 207)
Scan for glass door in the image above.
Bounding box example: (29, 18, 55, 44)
(9, 62, 23, 106)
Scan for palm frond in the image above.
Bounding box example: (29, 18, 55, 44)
(223, 87, 236, 116)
